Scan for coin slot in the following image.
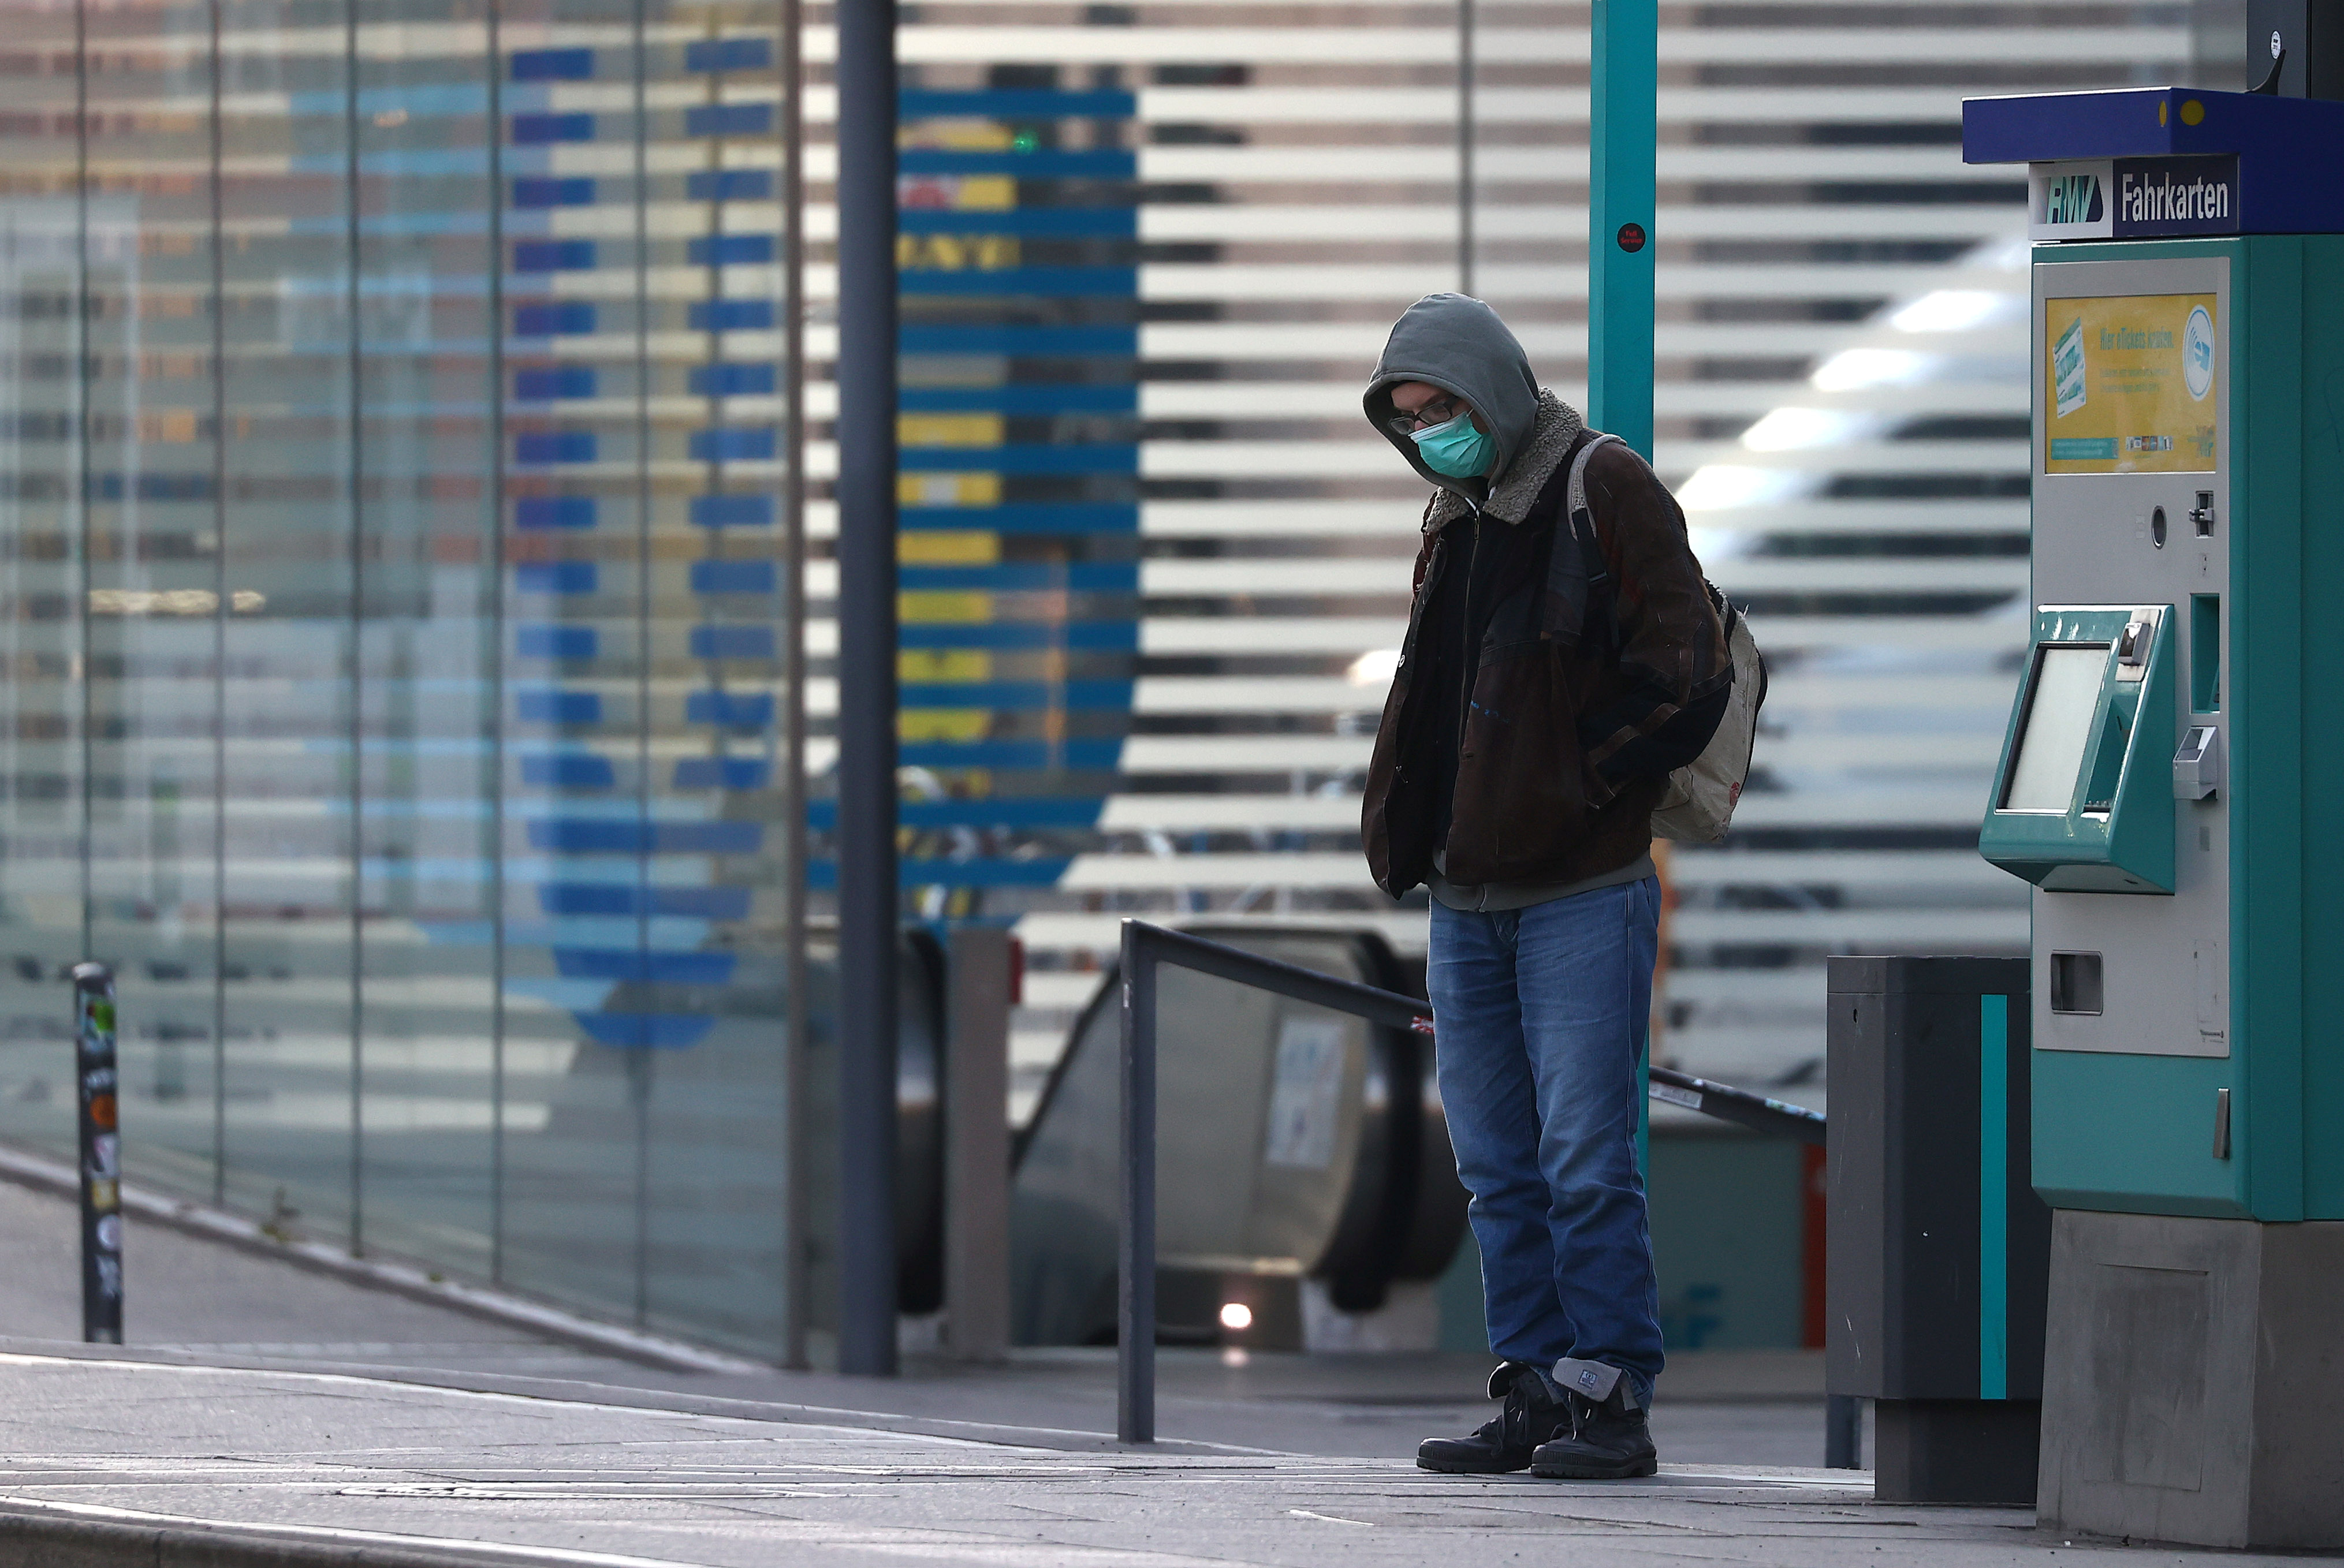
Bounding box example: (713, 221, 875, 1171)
(2151, 506, 2167, 548)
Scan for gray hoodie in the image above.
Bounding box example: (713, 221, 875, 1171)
(1363, 293, 1548, 498)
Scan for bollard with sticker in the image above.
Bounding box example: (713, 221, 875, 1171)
(72, 961, 122, 1343)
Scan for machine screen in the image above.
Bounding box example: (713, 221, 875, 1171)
(2002, 644, 2110, 812)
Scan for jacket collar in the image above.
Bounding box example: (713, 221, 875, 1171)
(1423, 389, 1587, 532)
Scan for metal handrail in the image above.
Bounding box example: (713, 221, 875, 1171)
(1115, 918, 1826, 1444)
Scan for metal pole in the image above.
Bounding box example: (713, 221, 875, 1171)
(1587, 0, 1656, 458)
(833, 0, 901, 1377)
(1458, 0, 1474, 296)
(1117, 920, 1156, 1443)
(778, 0, 814, 1373)
(73, 962, 123, 1343)
(1827, 1393, 1863, 1469)
(483, 0, 509, 1286)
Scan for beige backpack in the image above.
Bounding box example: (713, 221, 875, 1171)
(1565, 436, 1766, 845)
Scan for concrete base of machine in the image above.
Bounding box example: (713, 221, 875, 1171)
(2037, 1209, 2344, 1550)
(1874, 1399, 2039, 1504)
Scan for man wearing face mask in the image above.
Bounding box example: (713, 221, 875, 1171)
(1361, 294, 1730, 1480)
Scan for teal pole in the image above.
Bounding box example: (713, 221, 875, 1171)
(1588, 0, 1656, 460)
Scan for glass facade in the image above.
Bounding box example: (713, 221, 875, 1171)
(0, 0, 807, 1358)
(0, 0, 2196, 1358)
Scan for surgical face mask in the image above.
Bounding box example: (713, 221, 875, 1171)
(1410, 412, 1492, 479)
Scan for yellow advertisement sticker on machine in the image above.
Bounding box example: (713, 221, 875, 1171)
(2042, 293, 2218, 474)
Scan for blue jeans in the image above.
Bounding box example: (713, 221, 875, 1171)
(1429, 878, 1664, 1405)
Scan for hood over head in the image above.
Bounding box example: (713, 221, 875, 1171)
(1365, 293, 1544, 495)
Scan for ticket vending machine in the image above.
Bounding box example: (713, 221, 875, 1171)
(1967, 88, 2344, 1549)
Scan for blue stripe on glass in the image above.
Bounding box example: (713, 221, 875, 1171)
(691, 298, 774, 331)
(690, 625, 776, 659)
(673, 756, 772, 790)
(515, 496, 598, 529)
(899, 384, 1136, 414)
(899, 324, 1134, 355)
(691, 559, 775, 595)
(1980, 993, 2010, 1401)
(511, 47, 594, 80)
(900, 680, 1134, 709)
(688, 233, 776, 266)
(685, 102, 774, 137)
(690, 427, 776, 462)
(511, 111, 595, 143)
(686, 36, 773, 72)
(514, 561, 597, 593)
(513, 177, 595, 207)
(901, 503, 1136, 533)
(806, 797, 1104, 830)
(514, 239, 596, 271)
(900, 563, 1136, 591)
(690, 363, 776, 397)
(898, 89, 1135, 118)
(515, 431, 597, 465)
(515, 365, 597, 400)
(687, 689, 774, 728)
(803, 857, 1077, 891)
(899, 148, 1134, 178)
(516, 625, 597, 659)
(516, 689, 602, 724)
(691, 494, 773, 527)
(514, 301, 595, 335)
(295, 84, 487, 118)
(687, 168, 772, 201)
(521, 752, 615, 788)
(555, 949, 738, 984)
(899, 267, 1137, 297)
(573, 1013, 714, 1050)
(899, 621, 1138, 651)
(899, 443, 1137, 474)
(527, 819, 763, 853)
(898, 209, 1135, 237)
(539, 883, 751, 919)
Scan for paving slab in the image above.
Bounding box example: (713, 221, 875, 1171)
(0, 1351, 2302, 1568)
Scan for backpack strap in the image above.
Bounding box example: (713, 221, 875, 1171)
(1542, 432, 1624, 650)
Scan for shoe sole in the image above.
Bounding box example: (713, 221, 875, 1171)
(1529, 1458, 1659, 1480)
(1415, 1456, 1529, 1475)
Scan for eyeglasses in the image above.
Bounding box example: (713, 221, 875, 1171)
(1385, 396, 1464, 437)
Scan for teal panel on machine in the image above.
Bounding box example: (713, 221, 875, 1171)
(2031, 1050, 2246, 1216)
(1998, 233, 2344, 1222)
(1980, 604, 2175, 893)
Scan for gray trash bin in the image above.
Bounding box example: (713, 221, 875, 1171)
(1825, 955, 2051, 1504)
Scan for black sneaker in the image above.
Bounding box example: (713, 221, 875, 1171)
(1529, 1358, 1659, 1480)
(1416, 1361, 1571, 1474)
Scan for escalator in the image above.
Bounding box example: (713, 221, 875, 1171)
(999, 925, 1468, 1346)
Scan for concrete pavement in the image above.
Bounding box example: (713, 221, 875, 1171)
(4, 1158, 2275, 1566)
(0, 1347, 2279, 1568)
(0, 1171, 1837, 1464)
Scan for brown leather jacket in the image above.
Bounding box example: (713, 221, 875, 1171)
(1362, 419, 1731, 897)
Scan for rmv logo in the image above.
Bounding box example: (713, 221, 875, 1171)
(2042, 171, 2104, 226)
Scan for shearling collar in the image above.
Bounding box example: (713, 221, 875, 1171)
(1422, 389, 1586, 533)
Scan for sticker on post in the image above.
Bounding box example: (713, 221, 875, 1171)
(1650, 1081, 1702, 1110)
